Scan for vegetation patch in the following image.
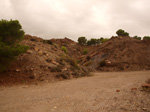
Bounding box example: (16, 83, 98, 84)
(61, 46, 68, 54)
(0, 19, 29, 72)
(43, 40, 53, 45)
(82, 48, 88, 55)
(99, 60, 106, 67)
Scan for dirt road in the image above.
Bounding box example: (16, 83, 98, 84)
(0, 71, 150, 112)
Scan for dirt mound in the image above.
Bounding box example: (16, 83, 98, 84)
(0, 35, 89, 85)
(81, 36, 150, 71)
(0, 35, 150, 85)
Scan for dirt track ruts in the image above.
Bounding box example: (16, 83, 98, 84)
(0, 71, 150, 112)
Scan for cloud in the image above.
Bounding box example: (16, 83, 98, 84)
(0, 0, 150, 41)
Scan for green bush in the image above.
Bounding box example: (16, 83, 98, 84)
(78, 37, 87, 45)
(0, 19, 24, 45)
(82, 48, 88, 55)
(143, 36, 150, 40)
(101, 38, 109, 43)
(86, 38, 108, 45)
(116, 29, 129, 36)
(60, 55, 79, 69)
(133, 36, 141, 40)
(0, 19, 28, 72)
(53, 43, 58, 48)
(0, 43, 29, 72)
(43, 40, 53, 45)
(87, 38, 97, 45)
(61, 46, 68, 54)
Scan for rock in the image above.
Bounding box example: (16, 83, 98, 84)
(34, 47, 39, 51)
(62, 68, 67, 71)
(26, 50, 33, 54)
(28, 75, 35, 79)
(15, 69, 20, 72)
(52, 61, 58, 65)
(46, 59, 52, 62)
(54, 106, 57, 109)
(131, 88, 137, 91)
(46, 54, 49, 57)
(22, 85, 28, 88)
(116, 90, 120, 92)
(39, 51, 43, 55)
(142, 84, 150, 88)
(142, 108, 147, 111)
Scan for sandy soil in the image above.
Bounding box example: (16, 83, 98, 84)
(0, 71, 150, 112)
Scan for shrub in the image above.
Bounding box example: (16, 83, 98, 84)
(50, 66, 62, 72)
(101, 38, 109, 43)
(30, 38, 36, 41)
(0, 19, 24, 45)
(87, 38, 108, 45)
(116, 29, 129, 36)
(0, 43, 29, 72)
(99, 60, 106, 67)
(82, 48, 88, 55)
(87, 38, 97, 45)
(86, 56, 91, 61)
(143, 36, 150, 40)
(0, 19, 28, 72)
(133, 36, 141, 40)
(69, 58, 79, 69)
(61, 46, 68, 54)
(43, 40, 53, 45)
(78, 37, 87, 45)
(60, 55, 79, 69)
(53, 43, 58, 48)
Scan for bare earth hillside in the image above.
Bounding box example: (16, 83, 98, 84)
(0, 35, 150, 85)
(80, 36, 150, 71)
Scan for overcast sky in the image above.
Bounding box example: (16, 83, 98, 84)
(0, 0, 150, 41)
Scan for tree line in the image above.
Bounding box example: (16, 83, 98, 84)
(78, 29, 150, 45)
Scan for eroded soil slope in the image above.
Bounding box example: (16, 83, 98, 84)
(80, 36, 150, 71)
(0, 35, 150, 85)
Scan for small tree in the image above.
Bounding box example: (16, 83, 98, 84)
(100, 38, 109, 43)
(133, 36, 141, 40)
(0, 19, 28, 72)
(0, 19, 25, 45)
(78, 37, 87, 45)
(87, 38, 97, 45)
(143, 36, 150, 40)
(116, 29, 129, 36)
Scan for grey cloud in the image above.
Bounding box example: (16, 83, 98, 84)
(0, 0, 150, 41)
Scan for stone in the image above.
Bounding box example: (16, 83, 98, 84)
(34, 47, 39, 51)
(39, 51, 43, 55)
(131, 88, 137, 91)
(142, 84, 150, 88)
(52, 61, 58, 65)
(116, 90, 120, 92)
(15, 69, 20, 72)
(26, 50, 33, 54)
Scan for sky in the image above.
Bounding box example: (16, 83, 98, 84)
(0, 0, 150, 41)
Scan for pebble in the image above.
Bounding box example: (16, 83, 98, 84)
(142, 108, 147, 111)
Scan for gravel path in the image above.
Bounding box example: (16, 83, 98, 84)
(0, 71, 150, 112)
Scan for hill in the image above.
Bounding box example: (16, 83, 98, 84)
(0, 35, 150, 85)
(80, 36, 150, 71)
